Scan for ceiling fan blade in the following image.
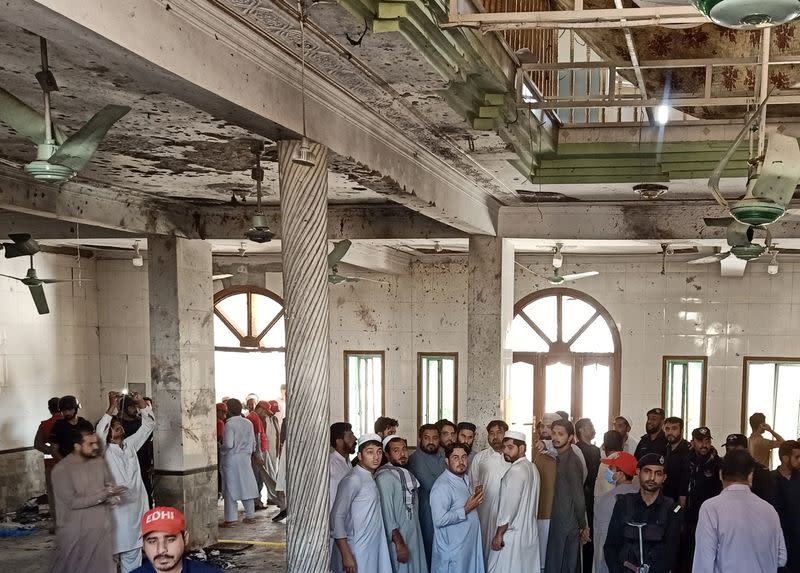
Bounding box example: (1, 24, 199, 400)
(39, 278, 91, 284)
(688, 252, 730, 264)
(28, 283, 49, 314)
(720, 254, 748, 277)
(327, 239, 352, 267)
(708, 95, 770, 208)
(3, 233, 40, 258)
(703, 217, 735, 227)
(514, 261, 545, 279)
(47, 104, 131, 172)
(560, 271, 600, 282)
(748, 133, 800, 207)
(0, 273, 24, 281)
(344, 276, 361, 283)
(212, 273, 234, 281)
(0, 86, 66, 145)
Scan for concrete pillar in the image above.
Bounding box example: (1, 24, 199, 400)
(278, 139, 331, 571)
(147, 236, 217, 547)
(466, 236, 514, 442)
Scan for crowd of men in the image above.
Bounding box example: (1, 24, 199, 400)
(328, 410, 800, 573)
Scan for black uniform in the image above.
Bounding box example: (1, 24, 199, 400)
(577, 439, 601, 573)
(663, 439, 691, 503)
(677, 448, 722, 573)
(634, 431, 669, 460)
(50, 416, 89, 457)
(604, 491, 683, 573)
(774, 471, 800, 573)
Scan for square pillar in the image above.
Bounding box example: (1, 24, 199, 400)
(147, 236, 217, 547)
(466, 236, 514, 436)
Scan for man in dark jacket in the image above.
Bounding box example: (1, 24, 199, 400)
(723, 433, 776, 505)
(634, 408, 668, 460)
(662, 417, 691, 507)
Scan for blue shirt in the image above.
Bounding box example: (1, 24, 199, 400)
(132, 558, 224, 573)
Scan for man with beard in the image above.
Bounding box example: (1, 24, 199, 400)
(118, 393, 155, 508)
(50, 395, 89, 461)
(612, 416, 638, 456)
(693, 449, 786, 572)
(677, 427, 722, 572)
(375, 417, 399, 438)
(470, 419, 511, 566)
(254, 400, 283, 509)
(407, 424, 444, 570)
(430, 442, 485, 573)
(96, 391, 156, 573)
(662, 417, 690, 507)
(544, 419, 589, 573)
(593, 452, 639, 573)
(534, 413, 560, 571)
(331, 434, 392, 573)
(634, 408, 668, 459)
(457, 422, 477, 464)
(487, 431, 541, 573)
(604, 453, 682, 573)
(133, 507, 223, 572)
(220, 399, 260, 526)
(34, 396, 61, 531)
(435, 419, 457, 449)
(774, 440, 800, 572)
(330, 422, 356, 510)
(244, 396, 268, 510)
(722, 433, 776, 504)
(50, 419, 127, 573)
(575, 418, 600, 573)
(376, 435, 427, 573)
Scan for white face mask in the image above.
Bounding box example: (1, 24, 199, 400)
(604, 467, 616, 484)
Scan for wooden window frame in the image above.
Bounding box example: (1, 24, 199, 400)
(512, 287, 621, 428)
(343, 351, 386, 428)
(661, 355, 708, 432)
(416, 352, 459, 427)
(213, 285, 285, 352)
(740, 356, 800, 433)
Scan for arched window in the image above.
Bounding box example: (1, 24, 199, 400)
(213, 285, 285, 401)
(509, 288, 621, 443)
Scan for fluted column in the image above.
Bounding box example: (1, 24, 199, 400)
(278, 139, 331, 571)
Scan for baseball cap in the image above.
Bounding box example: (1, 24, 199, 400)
(504, 430, 527, 443)
(637, 452, 666, 469)
(141, 507, 186, 537)
(724, 433, 748, 449)
(601, 451, 637, 477)
(647, 407, 665, 417)
(216, 402, 228, 412)
(256, 400, 270, 411)
(692, 427, 712, 440)
(357, 433, 382, 451)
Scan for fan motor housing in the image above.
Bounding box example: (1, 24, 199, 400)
(729, 198, 786, 226)
(694, 0, 800, 28)
(730, 243, 765, 260)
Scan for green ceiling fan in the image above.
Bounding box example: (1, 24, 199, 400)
(0, 37, 130, 182)
(0, 234, 88, 315)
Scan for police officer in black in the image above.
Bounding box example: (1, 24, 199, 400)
(676, 426, 722, 573)
(634, 408, 669, 460)
(662, 416, 691, 507)
(604, 453, 683, 573)
(722, 432, 776, 505)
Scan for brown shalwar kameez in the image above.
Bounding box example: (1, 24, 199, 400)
(50, 453, 116, 573)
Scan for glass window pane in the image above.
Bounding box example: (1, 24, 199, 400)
(667, 363, 685, 421)
(523, 296, 558, 343)
(747, 363, 776, 427)
(510, 314, 550, 352)
(570, 316, 614, 352)
(773, 364, 800, 468)
(260, 316, 285, 349)
(582, 363, 610, 444)
(562, 297, 597, 342)
(251, 294, 282, 336)
(216, 293, 248, 336)
(545, 362, 572, 414)
(214, 314, 242, 347)
(214, 350, 285, 402)
(510, 361, 535, 450)
(347, 354, 382, 436)
(687, 361, 704, 434)
(441, 358, 455, 422)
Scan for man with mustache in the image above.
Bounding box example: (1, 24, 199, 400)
(634, 408, 668, 459)
(471, 419, 511, 566)
(133, 507, 223, 572)
(603, 453, 683, 573)
(407, 423, 444, 569)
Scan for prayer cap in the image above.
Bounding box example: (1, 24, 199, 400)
(504, 430, 527, 442)
(382, 435, 405, 449)
(357, 433, 382, 451)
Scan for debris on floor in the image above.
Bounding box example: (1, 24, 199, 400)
(189, 548, 238, 570)
(0, 521, 37, 538)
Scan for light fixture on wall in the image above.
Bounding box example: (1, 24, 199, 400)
(291, 2, 317, 167)
(132, 241, 143, 267)
(434, 241, 443, 253)
(767, 251, 779, 275)
(552, 243, 564, 269)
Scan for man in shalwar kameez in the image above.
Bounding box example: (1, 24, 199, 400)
(470, 419, 511, 564)
(331, 433, 392, 573)
(376, 435, 427, 573)
(96, 391, 156, 573)
(430, 442, 485, 573)
(407, 423, 444, 570)
(487, 431, 541, 573)
(50, 419, 127, 573)
(221, 399, 260, 525)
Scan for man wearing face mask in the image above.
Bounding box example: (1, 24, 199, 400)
(593, 452, 639, 573)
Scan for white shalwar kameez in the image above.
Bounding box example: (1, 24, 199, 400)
(96, 406, 155, 573)
(470, 448, 511, 564)
(430, 469, 485, 573)
(329, 449, 354, 571)
(330, 465, 392, 573)
(221, 415, 260, 522)
(487, 457, 541, 573)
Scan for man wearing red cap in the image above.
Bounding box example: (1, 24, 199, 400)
(253, 400, 285, 514)
(132, 507, 223, 572)
(592, 451, 639, 573)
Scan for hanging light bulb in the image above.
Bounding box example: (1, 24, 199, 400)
(552, 243, 564, 269)
(132, 241, 144, 267)
(244, 143, 274, 244)
(767, 251, 779, 275)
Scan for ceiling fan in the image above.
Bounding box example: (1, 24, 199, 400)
(0, 235, 88, 315)
(515, 244, 600, 284)
(327, 239, 384, 285)
(0, 37, 130, 182)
